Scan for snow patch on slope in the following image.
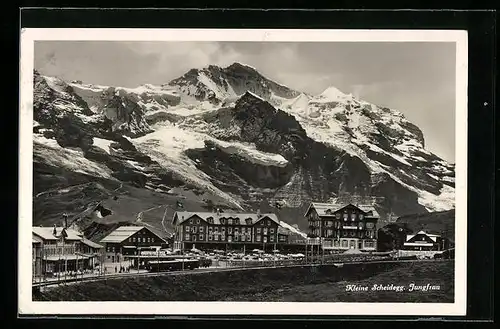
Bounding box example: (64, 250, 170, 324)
(93, 137, 114, 154)
(34, 134, 113, 179)
(315, 86, 354, 103)
(131, 121, 290, 208)
(214, 140, 289, 167)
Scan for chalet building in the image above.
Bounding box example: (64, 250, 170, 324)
(277, 226, 290, 244)
(172, 210, 286, 252)
(32, 226, 104, 277)
(402, 230, 447, 251)
(304, 202, 379, 251)
(99, 226, 167, 263)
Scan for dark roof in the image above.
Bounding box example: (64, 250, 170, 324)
(100, 226, 167, 244)
(305, 202, 380, 218)
(173, 211, 279, 226)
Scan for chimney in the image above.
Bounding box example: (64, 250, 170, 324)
(53, 224, 57, 236)
(256, 209, 261, 218)
(216, 208, 220, 216)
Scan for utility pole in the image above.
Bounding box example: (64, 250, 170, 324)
(320, 218, 324, 264)
(305, 238, 308, 264)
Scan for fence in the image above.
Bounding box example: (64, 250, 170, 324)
(396, 250, 441, 259)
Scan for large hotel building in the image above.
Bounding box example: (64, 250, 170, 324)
(304, 202, 379, 251)
(171, 210, 292, 251)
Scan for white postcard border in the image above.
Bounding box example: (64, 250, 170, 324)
(19, 28, 468, 316)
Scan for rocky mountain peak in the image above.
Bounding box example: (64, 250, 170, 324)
(224, 62, 259, 74)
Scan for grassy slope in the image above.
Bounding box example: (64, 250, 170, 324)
(236, 260, 454, 302)
(35, 260, 453, 302)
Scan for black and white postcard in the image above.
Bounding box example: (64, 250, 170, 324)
(19, 28, 468, 316)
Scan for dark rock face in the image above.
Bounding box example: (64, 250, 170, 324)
(370, 173, 427, 216)
(185, 140, 294, 190)
(144, 111, 182, 126)
(100, 87, 153, 137)
(188, 92, 427, 218)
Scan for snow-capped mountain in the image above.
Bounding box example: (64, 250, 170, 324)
(32, 62, 455, 234)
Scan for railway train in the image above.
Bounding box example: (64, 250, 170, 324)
(146, 258, 212, 272)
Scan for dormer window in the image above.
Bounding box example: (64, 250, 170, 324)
(359, 214, 364, 220)
(228, 219, 233, 225)
(220, 219, 225, 225)
(335, 213, 341, 219)
(246, 218, 252, 225)
(325, 209, 332, 215)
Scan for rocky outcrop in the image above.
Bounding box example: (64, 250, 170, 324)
(185, 140, 294, 190)
(100, 87, 153, 137)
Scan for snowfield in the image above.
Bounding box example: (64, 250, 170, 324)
(34, 134, 114, 179)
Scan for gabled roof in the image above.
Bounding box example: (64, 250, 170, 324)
(173, 211, 279, 226)
(304, 202, 380, 218)
(100, 226, 143, 243)
(406, 230, 441, 242)
(33, 226, 83, 241)
(100, 226, 166, 244)
(81, 237, 103, 249)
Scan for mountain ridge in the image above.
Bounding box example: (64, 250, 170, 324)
(32, 63, 455, 237)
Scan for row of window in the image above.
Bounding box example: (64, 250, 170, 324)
(187, 218, 274, 226)
(308, 221, 375, 229)
(41, 246, 76, 256)
(326, 210, 365, 219)
(185, 226, 275, 234)
(322, 239, 376, 248)
(184, 233, 279, 243)
(127, 236, 156, 243)
(309, 230, 376, 239)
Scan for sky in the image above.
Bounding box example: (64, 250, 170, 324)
(34, 41, 456, 163)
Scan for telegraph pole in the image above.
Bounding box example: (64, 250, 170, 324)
(320, 218, 324, 264)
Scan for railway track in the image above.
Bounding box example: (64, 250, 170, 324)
(33, 259, 447, 290)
